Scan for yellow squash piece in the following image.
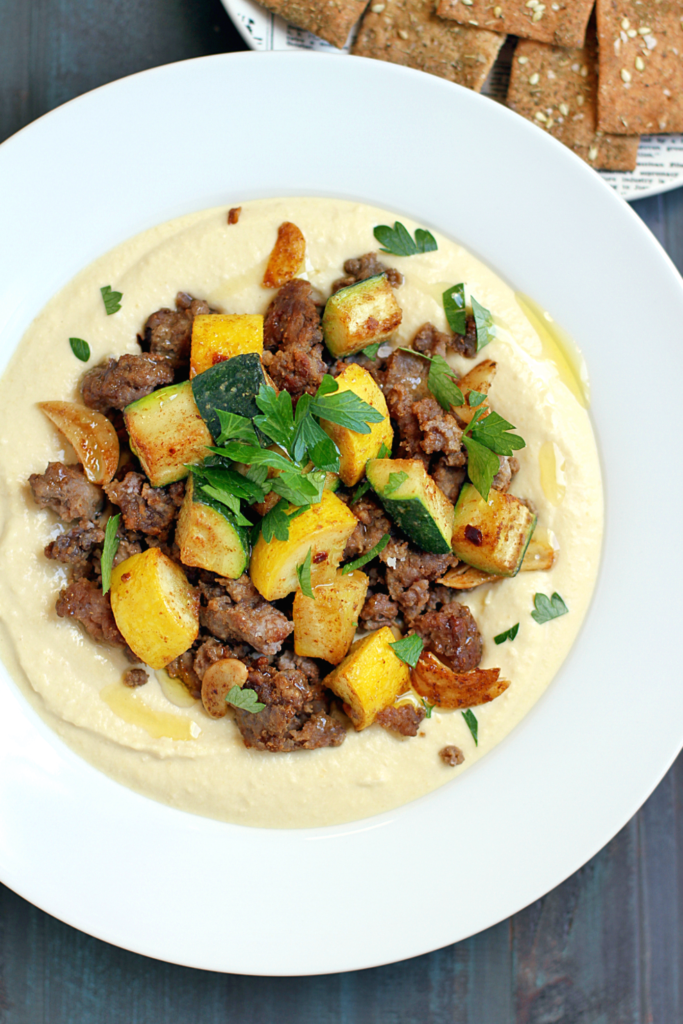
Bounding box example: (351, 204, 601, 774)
(293, 570, 369, 664)
(250, 489, 358, 602)
(319, 364, 393, 486)
(110, 548, 199, 669)
(323, 627, 410, 730)
(190, 314, 264, 377)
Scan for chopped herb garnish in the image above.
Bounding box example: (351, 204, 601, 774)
(259, 499, 307, 543)
(342, 532, 390, 574)
(462, 708, 479, 745)
(398, 348, 464, 412)
(100, 285, 122, 315)
(531, 592, 568, 624)
(461, 407, 525, 501)
(193, 464, 266, 504)
(69, 337, 90, 362)
(309, 375, 384, 434)
(373, 221, 438, 257)
(494, 623, 520, 645)
(270, 468, 325, 508)
(389, 633, 424, 669)
(468, 389, 487, 408)
(226, 685, 265, 714)
(384, 471, 408, 496)
(443, 284, 466, 335)
(471, 295, 496, 351)
(296, 548, 315, 599)
(215, 409, 258, 445)
(377, 441, 391, 459)
(350, 480, 371, 504)
(363, 342, 382, 360)
(209, 442, 293, 473)
(101, 513, 120, 595)
(421, 697, 435, 719)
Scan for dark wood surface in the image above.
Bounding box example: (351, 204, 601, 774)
(1, 1, 682, 1019)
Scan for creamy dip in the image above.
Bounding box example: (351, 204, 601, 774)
(0, 198, 603, 828)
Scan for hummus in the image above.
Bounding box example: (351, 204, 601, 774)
(0, 197, 603, 828)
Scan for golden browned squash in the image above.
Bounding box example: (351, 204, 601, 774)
(323, 627, 410, 730)
(189, 314, 263, 377)
(293, 569, 369, 665)
(319, 363, 393, 486)
(110, 548, 199, 669)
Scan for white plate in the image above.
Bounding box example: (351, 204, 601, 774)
(0, 52, 682, 975)
(224, 0, 683, 202)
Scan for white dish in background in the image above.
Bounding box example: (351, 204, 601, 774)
(224, 0, 683, 202)
(0, 51, 682, 975)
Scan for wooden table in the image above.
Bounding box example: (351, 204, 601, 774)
(1, 1, 682, 1019)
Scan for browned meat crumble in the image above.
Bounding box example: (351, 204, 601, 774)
(331, 251, 404, 293)
(81, 354, 174, 412)
(30, 462, 104, 522)
(439, 745, 465, 766)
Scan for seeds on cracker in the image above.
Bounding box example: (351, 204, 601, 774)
(596, 0, 683, 134)
(506, 26, 640, 171)
(435, 0, 594, 48)
(352, 0, 504, 91)
(255, 0, 368, 47)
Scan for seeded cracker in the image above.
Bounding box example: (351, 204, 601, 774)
(435, 0, 594, 48)
(596, 0, 683, 134)
(507, 27, 639, 170)
(352, 0, 504, 89)
(255, 0, 369, 47)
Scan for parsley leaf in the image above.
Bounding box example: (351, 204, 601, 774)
(443, 284, 466, 335)
(100, 285, 122, 315)
(363, 343, 382, 360)
(259, 500, 309, 543)
(377, 442, 391, 459)
(385, 471, 408, 496)
(421, 698, 435, 719)
(531, 592, 568, 624)
(192, 465, 266, 504)
(254, 386, 295, 451)
(350, 480, 371, 504)
(461, 434, 500, 502)
(494, 623, 519, 645)
(69, 337, 90, 362)
(462, 709, 478, 746)
(198, 485, 253, 526)
(215, 410, 258, 445)
(270, 469, 325, 507)
(316, 375, 339, 398)
(469, 411, 525, 457)
(389, 634, 424, 668)
(308, 435, 340, 473)
(428, 354, 465, 411)
(373, 221, 438, 256)
(226, 685, 265, 714)
(471, 296, 496, 351)
(101, 513, 120, 595)
(468, 389, 487, 408)
(398, 348, 464, 411)
(310, 376, 384, 434)
(209, 442, 293, 473)
(342, 532, 390, 574)
(296, 548, 315, 599)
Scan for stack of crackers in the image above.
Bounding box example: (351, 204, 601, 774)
(254, 0, 683, 172)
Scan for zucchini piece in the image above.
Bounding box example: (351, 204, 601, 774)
(367, 458, 454, 554)
(190, 314, 263, 378)
(322, 274, 402, 357)
(176, 475, 249, 579)
(451, 482, 536, 577)
(293, 569, 369, 665)
(322, 627, 410, 730)
(250, 490, 358, 601)
(124, 380, 213, 487)
(191, 353, 268, 441)
(319, 364, 393, 486)
(110, 548, 199, 669)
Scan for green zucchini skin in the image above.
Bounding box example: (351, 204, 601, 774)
(451, 483, 536, 576)
(366, 458, 454, 554)
(176, 474, 249, 579)
(191, 353, 268, 441)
